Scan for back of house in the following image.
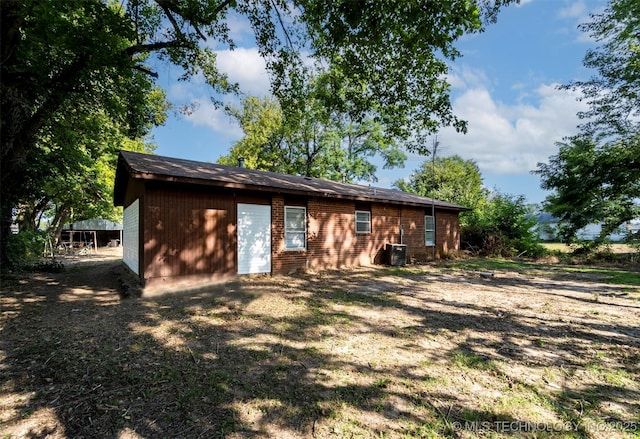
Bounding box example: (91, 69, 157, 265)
(113, 150, 469, 288)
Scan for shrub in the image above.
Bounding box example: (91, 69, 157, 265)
(461, 193, 546, 258)
(5, 230, 48, 267)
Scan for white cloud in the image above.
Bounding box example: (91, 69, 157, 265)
(226, 13, 255, 45)
(448, 66, 492, 90)
(557, 1, 607, 43)
(167, 81, 199, 101)
(438, 83, 587, 175)
(215, 47, 271, 96)
(558, 1, 587, 19)
(184, 97, 243, 137)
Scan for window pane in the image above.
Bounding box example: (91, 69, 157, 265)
(425, 215, 434, 230)
(286, 232, 306, 250)
(356, 211, 370, 222)
(285, 207, 306, 250)
(425, 215, 435, 245)
(425, 230, 435, 245)
(285, 207, 305, 231)
(355, 211, 371, 233)
(356, 221, 370, 233)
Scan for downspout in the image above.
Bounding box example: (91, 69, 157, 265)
(399, 208, 403, 244)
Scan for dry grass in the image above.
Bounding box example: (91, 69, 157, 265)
(542, 243, 637, 254)
(1, 254, 639, 438)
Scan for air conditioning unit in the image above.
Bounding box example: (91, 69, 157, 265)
(386, 243, 407, 266)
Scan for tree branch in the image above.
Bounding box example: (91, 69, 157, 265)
(156, 1, 186, 41)
(155, 0, 234, 41)
(123, 40, 186, 56)
(270, 0, 294, 50)
(133, 64, 159, 78)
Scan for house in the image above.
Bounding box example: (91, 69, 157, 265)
(113, 151, 469, 287)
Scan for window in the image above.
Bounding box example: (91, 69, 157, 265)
(425, 215, 435, 246)
(285, 206, 306, 250)
(355, 210, 371, 233)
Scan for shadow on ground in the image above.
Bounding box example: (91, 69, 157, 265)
(1, 260, 639, 438)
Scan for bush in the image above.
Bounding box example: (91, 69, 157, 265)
(5, 230, 48, 267)
(461, 193, 546, 258)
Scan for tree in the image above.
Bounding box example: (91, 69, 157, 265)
(535, 136, 640, 246)
(1, 0, 516, 266)
(394, 155, 488, 222)
(1, 0, 174, 265)
(461, 192, 542, 257)
(220, 84, 406, 183)
(218, 96, 288, 172)
(396, 155, 543, 256)
(536, 0, 640, 247)
(561, 0, 640, 138)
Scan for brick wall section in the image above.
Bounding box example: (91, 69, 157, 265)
(398, 206, 423, 258)
(307, 198, 378, 270)
(271, 196, 462, 273)
(436, 210, 461, 256)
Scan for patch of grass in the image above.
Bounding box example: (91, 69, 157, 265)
(449, 257, 640, 287)
(448, 258, 540, 274)
(564, 266, 640, 286)
(542, 242, 636, 254)
(585, 363, 635, 386)
(450, 349, 497, 371)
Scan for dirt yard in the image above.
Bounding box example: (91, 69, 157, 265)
(1, 252, 639, 438)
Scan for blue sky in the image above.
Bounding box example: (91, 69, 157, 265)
(150, 0, 606, 205)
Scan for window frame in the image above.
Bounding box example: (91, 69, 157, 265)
(355, 210, 372, 234)
(284, 206, 307, 251)
(425, 215, 435, 246)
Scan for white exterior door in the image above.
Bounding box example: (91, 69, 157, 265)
(123, 199, 140, 275)
(237, 203, 271, 274)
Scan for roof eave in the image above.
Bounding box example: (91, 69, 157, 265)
(128, 170, 470, 211)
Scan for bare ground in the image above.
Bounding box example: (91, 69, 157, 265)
(1, 251, 639, 438)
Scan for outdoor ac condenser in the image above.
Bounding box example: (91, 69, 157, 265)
(386, 243, 407, 266)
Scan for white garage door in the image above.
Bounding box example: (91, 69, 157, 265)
(123, 199, 139, 275)
(237, 203, 271, 274)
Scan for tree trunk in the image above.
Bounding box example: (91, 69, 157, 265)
(0, 197, 16, 268)
(48, 205, 69, 247)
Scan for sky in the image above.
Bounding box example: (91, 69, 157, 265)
(149, 0, 607, 205)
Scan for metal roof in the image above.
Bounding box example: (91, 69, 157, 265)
(114, 150, 470, 211)
(63, 219, 123, 231)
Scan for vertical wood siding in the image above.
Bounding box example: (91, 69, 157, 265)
(143, 187, 238, 281)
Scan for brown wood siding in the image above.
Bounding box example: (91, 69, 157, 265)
(123, 177, 145, 208)
(143, 187, 238, 281)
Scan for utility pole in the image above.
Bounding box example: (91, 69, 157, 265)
(431, 136, 439, 261)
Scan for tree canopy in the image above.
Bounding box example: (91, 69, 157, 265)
(393, 155, 487, 213)
(1, 0, 516, 266)
(536, 0, 640, 247)
(561, 0, 640, 139)
(394, 154, 542, 256)
(536, 136, 640, 246)
(219, 74, 406, 183)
